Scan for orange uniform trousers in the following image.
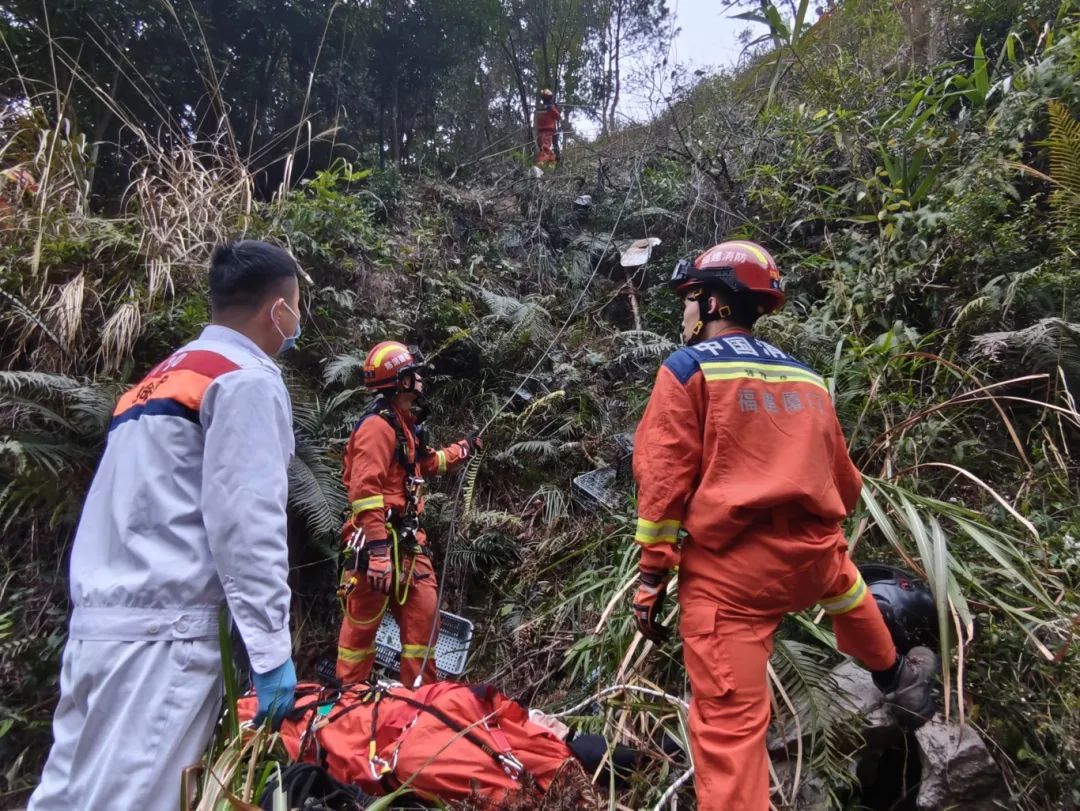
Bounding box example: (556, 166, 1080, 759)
(337, 552, 440, 687)
(678, 519, 897, 811)
(536, 130, 557, 166)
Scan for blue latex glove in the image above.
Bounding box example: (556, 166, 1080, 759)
(252, 658, 297, 730)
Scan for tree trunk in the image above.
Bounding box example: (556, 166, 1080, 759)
(391, 77, 401, 163)
(538, 14, 554, 90)
(601, 11, 614, 136)
(85, 60, 123, 197)
(902, 0, 934, 69)
(499, 35, 533, 130)
(609, 0, 623, 133)
(253, 37, 287, 148)
(379, 0, 392, 166)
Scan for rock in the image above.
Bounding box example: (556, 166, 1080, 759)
(768, 661, 899, 757)
(831, 660, 885, 714)
(915, 716, 1004, 810)
(769, 667, 1005, 809)
(771, 760, 830, 811)
(830, 661, 900, 749)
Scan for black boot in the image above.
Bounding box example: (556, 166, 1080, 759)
(875, 646, 939, 728)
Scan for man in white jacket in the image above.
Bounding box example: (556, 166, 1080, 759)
(30, 240, 303, 811)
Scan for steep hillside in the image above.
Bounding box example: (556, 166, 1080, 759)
(1, 3, 1079, 808)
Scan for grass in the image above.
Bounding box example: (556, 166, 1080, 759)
(2, 6, 1079, 809)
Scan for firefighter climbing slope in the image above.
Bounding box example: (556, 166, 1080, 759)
(534, 88, 561, 168)
(630, 241, 940, 811)
(337, 341, 480, 687)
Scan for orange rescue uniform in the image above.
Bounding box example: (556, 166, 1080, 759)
(236, 682, 578, 804)
(337, 400, 470, 686)
(535, 104, 561, 166)
(633, 328, 898, 810)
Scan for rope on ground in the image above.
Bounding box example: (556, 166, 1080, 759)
(656, 766, 695, 811)
(476, 128, 660, 437)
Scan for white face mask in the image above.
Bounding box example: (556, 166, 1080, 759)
(273, 300, 302, 353)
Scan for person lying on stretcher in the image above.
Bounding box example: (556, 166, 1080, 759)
(236, 680, 644, 807)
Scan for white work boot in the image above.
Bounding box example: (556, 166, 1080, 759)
(884, 645, 939, 727)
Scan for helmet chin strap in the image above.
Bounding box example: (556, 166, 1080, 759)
(392, 370, 430, 420)
(685, 287, 731, 346)
(411, 391, 430, 422)
(686, 319, 705, 346)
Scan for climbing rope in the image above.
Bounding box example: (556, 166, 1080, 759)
(413, 119, 664, 684)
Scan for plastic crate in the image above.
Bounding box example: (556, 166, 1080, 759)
(613, 433, 635, 484)
(572, 466, 623, 511)
(374, 609, 474, 679)
(573, 433, 636, 511)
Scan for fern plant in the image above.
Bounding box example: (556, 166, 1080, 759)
(477, 287, 556, 342)
(286, 386, 359, 552)
(1046, 99, 1080, 226)
(969, 317, 1080, 386)
(0, 370, 117, 530)
(770, 638, 863, 804)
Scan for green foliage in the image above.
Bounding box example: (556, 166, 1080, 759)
(770, 639, 863, 800)
(1046, 98, 1080, 229)
(0, 371, 116, 529)
(3, 5, 1080, 809)
(0, 0, 670, 181)
(269, 161, 381, 268)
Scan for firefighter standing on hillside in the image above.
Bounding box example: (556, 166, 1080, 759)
(630, 241, 939, 810)
(534, 88, 561, 168)
(336, 341, 479, 686)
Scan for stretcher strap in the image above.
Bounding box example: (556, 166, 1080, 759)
(291, 687, 346, 763)
(385, 691, 534, 785)
(484, 718, 514, 758)
(368, 692, 395, 781)
(319, 687, 539, 788)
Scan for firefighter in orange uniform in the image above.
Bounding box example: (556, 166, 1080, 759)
(631, 241, 939, 810)
(534, 89, 561, 167)
(336, 342, 479, 686)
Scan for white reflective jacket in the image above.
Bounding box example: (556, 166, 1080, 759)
(68, 325, 294, 673)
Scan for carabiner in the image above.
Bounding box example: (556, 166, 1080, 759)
(498, 753, 525, 781)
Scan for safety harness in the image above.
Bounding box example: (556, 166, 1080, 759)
(338, 398, 433, 604)
(288, 682, 535, 797)
(359, 397, 432, 543)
